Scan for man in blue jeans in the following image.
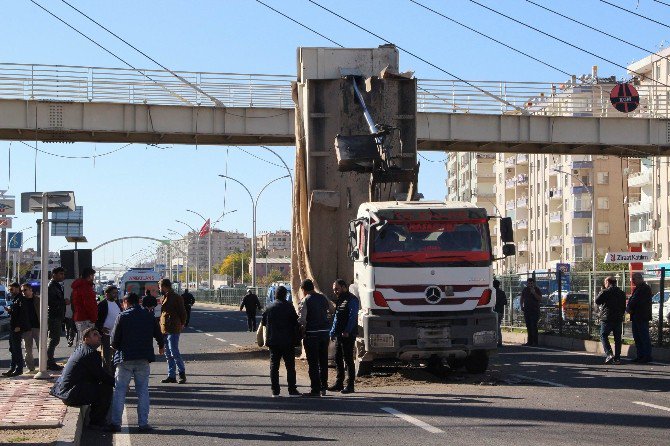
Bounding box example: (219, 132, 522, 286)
(108, 292, 164, 432)
(627, 272, 654, 363)
(158, 278, 187, 384)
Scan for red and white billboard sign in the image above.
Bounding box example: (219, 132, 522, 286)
(0, 217, 11, 228)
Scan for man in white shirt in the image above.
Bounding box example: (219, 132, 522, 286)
(95, 286, 122, 374)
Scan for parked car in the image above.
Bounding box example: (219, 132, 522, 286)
(651, 291, 670, 323)
(0, 298, 10, 319)
(561, 291, 591, 324)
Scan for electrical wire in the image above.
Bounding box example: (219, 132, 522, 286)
(28, 0, 193, 105)
(59, 0, 224, 107)
(653, 0, 670, 7)
(19, 141, 133, 159)
(527, 0, 670, 65)
(418, 152, 447, 163)
(255, 0, 343, 47)
(468, 0, 670, 89)
(304, 0, 528, 113)
(236, 145, 293, 170)
(599, 0, 670, 29)
(409, 0, 573, 77)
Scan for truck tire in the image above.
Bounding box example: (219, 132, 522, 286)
(464, 351, 489, 374)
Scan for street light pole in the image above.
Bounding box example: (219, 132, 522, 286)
(218, 174, 289, 291)
(168, 229, 188, 288)
(176, 220, 198, 288)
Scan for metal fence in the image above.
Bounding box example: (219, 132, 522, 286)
(497, 269, 669, 347)
(193, 287, 268, 307)
(1, 62, 669, 118)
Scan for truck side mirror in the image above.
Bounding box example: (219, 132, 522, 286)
(502, 244, 516, 257)
(500, 217, 514, 243)
(348, 220, 360, 260)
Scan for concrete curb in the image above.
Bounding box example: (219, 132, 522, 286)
(502, 329, 670, 361)
(54, 406, 87, 446)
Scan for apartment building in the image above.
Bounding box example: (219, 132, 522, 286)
(256, 229, 291, 254)
(626, 48, 670, 264)
(158, 229, 250, 272)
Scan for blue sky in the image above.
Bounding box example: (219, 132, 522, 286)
(1, 0, 668, 268)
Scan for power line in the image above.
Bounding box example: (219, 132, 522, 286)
(19, 141, 133, 159)
(28, 0, 193, 105)
(527, 0, 670, 65)
(255, 0, 343, 47)
(235, 145, 293, 170)
(59, 0, 224, 107)
(599, 0, 670, 29)
(653, 0, 670, 7)
(409, 0, 573, 77)
(468, 0, 670, 88)
(304, 0, 529, 113)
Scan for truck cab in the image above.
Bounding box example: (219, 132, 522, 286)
(349, 200, 514, 374)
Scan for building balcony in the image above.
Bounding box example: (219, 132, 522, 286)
(630, 230, 652, 243)
(572, 160, 593, 169)
(476, 153, 496, 161)
(547, 165, 559, 176)
(516, 154, 529, 165)
(549, 188, 562, 199)
(517, 241, 528, 252)
(628, 170, 652, 188)
(518, 263, 529, 273)
(573, 210, 592, 219)
(505, 179, 516, 189)
(573, 185, 593, 195)
(549, 236, 563, 247)
(505, 157, 516, 167)
(506, 200, 516, 210)
(573, 235, 593, 244)
(475, 171, 496, 181)
(516, 196, 528, 208)
(549, 211, 562, 223)
(629, 200, 652, 216)
(516, 219, 528, 229)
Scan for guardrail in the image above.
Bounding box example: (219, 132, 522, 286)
(194, 287, 268, 307)
(0, 62, 668, 118)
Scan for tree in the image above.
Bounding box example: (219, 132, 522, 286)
(572, 254, 627, 273)
(217, 251, 251, 283)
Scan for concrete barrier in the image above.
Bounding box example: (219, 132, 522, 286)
(502, 329, 670, 362)
(54, 405, 88, 446)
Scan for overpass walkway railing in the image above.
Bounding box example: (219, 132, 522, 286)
(0, 62, 667, 118)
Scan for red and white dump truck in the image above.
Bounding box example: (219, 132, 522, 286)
(348, 200, 515, 374)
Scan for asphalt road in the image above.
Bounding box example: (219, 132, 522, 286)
(3, 304, 668, 446)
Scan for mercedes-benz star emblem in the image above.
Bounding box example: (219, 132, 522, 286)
(425, 286, 442, 304)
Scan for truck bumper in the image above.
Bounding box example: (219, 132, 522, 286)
(359, 310, 497, 361)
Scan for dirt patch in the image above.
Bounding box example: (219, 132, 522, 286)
(0, 428, 59, 444)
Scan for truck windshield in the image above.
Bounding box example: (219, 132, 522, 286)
(371, 221, 491, 266)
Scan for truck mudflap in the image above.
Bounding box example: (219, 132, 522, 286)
(359, 310, 497, 361)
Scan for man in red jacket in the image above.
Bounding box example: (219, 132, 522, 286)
(71, 267, 98, 344)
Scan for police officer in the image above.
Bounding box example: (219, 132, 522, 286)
(328, 279, 359, 394)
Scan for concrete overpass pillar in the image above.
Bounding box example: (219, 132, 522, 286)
(291, 46, 417, 293)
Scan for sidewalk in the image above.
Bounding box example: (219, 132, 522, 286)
(0, 374, 66, 428)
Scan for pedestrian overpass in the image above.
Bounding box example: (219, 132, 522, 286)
(0, 61, 667, 156)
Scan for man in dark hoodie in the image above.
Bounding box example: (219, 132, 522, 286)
(47, 267, 66, 371)
(240, 289, 262, 332)
(3, 283, 29, 377)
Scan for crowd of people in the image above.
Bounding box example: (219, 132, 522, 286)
(512, 272, 655, 364)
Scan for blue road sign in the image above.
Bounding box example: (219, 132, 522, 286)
(7, 231, 22, 251)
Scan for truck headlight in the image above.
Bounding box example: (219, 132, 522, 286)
(473, 330, 496, 346)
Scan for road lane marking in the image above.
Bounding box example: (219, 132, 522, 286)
(633, 401, 670, 413)
(204, 333, 214, 337)
(230, 343, 242, 348)
(380, 407, 444, 434)
(215, 338, 227, 342)
(512, 344, 667, 365)
(195, 329, 203, 333)
(509, 374, 568, 388)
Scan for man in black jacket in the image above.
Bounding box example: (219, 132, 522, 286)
(261, 286, 300, 397)
(95, 286, 122, 374)
(298, 279, 331, 397)
(47, 267, 66, 371)
(50, 327, 114, 429)
(108, 292, 164, 432)
(493, 279, 508, 347)
(520, 278, 542, 346)
(240, 289, 261, 332)
(328, 279, 359, 394)
(627, 272, 653, 363)
(182, 289, 195, 327)
(3, 283, 28, 377)
(595, 276, 627, 364)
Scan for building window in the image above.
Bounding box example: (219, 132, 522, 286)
(597, 197, 609, 209)
(597, 172, 609, 185)
(597, 222, 610, 234)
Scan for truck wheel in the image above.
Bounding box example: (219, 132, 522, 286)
(464, 351, 489, 374)
(447, 358, 465, 370)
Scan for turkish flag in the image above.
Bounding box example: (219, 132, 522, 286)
(199, 218, 211, 238)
